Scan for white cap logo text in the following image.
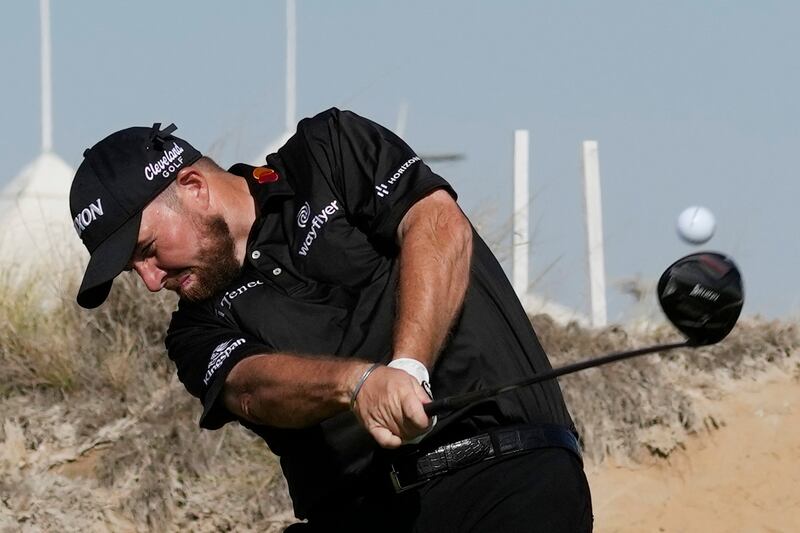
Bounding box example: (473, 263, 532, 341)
(73, 198, 104, 236)
(144, 142, 185, 181)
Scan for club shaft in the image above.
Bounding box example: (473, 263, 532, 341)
(424, 340, 690, 417)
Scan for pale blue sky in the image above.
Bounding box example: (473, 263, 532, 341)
(2, 1, 798, 320)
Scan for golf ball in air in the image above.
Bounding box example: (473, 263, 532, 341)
(677, 206, 715, 244)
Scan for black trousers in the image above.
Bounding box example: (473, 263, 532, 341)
(287, 447, 593, 533)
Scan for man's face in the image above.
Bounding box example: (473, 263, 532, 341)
(128, 197, 241, 301)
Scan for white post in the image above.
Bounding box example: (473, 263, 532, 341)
(40, 0, 53, 153)
(512, 130, 530, 305)
(582, 141, 607, 327)
(285, 0, 296, 133)
(395, 100, 408, 138)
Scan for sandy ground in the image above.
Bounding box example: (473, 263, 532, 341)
(586, 370, 800, 533)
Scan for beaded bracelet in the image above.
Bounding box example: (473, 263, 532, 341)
(349, 362, 382, 410)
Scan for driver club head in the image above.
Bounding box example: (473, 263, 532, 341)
(657, 252, 744, 346)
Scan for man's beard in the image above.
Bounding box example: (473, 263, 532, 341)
(180, 214, 242, 302)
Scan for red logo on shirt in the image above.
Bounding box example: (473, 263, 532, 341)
(252, 167, 279, 184)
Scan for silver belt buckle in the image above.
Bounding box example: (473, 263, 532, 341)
(389, 463, 429, 493)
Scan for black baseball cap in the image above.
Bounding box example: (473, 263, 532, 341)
(70, 123, 202, 309)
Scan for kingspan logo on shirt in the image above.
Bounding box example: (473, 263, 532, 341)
(204, 338, 246, 385)
(297, 199, 341, 256)
(375, 156, 420, 198)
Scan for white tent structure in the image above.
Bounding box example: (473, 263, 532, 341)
(0, 0, 82, 285)
(0, 152, 77, 264)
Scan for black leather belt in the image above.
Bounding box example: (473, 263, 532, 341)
(389, 424, 582, 493)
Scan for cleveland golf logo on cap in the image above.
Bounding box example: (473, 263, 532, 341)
(144, 142, 186, 181)
(73, 197, 104, 236)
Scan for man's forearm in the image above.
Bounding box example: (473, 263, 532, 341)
(393, 190, 473, 368)
(224, 352, 429, 447)
(223, 353, 371, 427)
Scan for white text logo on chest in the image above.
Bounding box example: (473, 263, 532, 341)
(219, 280, 264, 308)
(297, 199, 340, 256)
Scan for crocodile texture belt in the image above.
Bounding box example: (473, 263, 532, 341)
(389, 424, 582, 493)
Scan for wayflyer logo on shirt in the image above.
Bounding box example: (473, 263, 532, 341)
(297, 199, 341, 257)
(296, 202, 311, 228)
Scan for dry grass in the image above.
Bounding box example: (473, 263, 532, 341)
(0, 272, 292, 532)
(0, 270, 798, 531)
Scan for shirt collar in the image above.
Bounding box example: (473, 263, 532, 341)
(227, 162, 294, 210)
(228, 161, 295, 255)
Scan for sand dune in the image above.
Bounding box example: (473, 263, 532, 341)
(587, 369, 800, 533)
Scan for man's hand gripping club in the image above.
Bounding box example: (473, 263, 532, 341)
(350, 360, 434, 449)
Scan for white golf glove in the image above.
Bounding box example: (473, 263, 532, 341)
(388, 357, 437, 444)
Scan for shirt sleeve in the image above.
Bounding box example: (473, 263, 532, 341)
(296, 108, 457, 246)
(165, 301, 272, 430)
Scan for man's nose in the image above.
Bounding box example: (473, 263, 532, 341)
(133, 260, 166, 292)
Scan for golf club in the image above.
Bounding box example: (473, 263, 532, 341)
(424, 252, 744, 417)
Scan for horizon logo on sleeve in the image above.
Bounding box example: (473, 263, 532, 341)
(374, 156, 420, 198)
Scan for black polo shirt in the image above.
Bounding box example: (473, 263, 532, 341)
(165, 108, 574, 519)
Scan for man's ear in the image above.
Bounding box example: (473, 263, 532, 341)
(175, 164, 210, 210)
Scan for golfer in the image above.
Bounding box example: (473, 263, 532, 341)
(69, 108, 592, 531)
